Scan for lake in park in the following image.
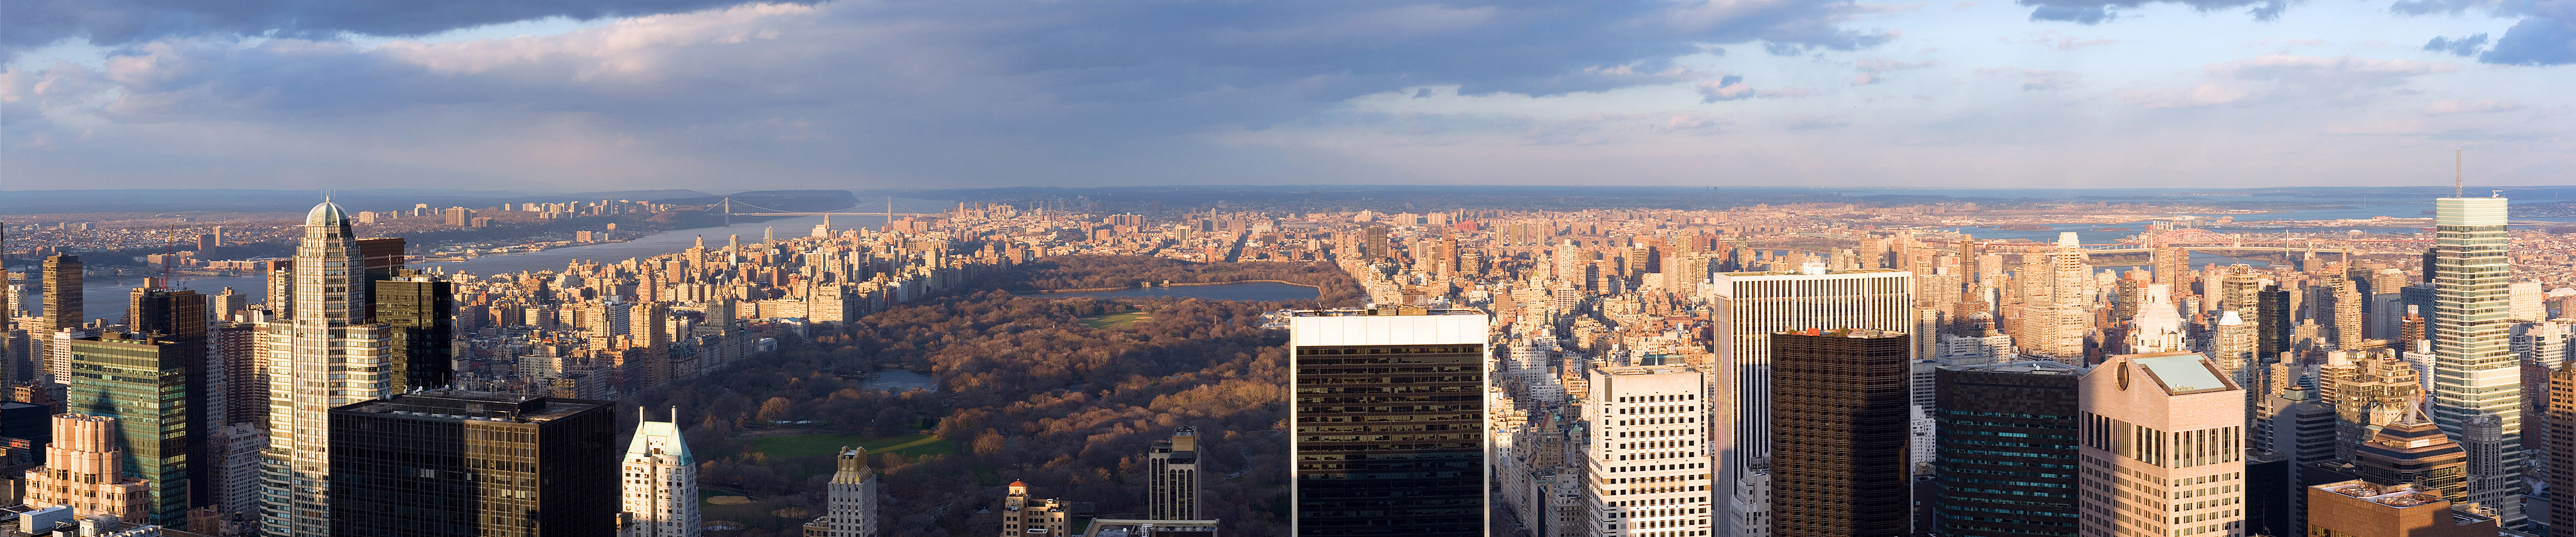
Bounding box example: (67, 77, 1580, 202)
(1029, 281, 1320, 301)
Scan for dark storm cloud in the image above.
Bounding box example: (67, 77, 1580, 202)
(2017, 0, 2294, 24)
(0, 0, 807, 56)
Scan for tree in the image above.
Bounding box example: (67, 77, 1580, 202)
(758, 396, 794, 423)
(973, 431, 1007, 456)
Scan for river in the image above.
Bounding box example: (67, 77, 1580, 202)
(68, 199, 951, 323)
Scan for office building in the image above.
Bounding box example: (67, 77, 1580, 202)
(125, 286, 211, 520)
(374, 275, 456, 392)
(1705, 265, 1911, 537)
(999, 481, 1077, 537)
(204, 423, 266, 533)
(1287, 307, 1489, 537)
(1933, 360, 2084, 537)
(40, 254, 80, 333)
(1770, 328, 1910, 537)
(1150, 427, 1200, 521)
(2305, 481, 2498, 537)
(328, 390, 616, 537)
(1581, 364, 1710, 537)
(2425, 195, 2525, 524)
(2076, 352, 2245, 537)
(22, 414, 149, 522)
(260, 200, 394, 536)
(621, 409, 699, 537)
(824, 446, 879, 537)
(210, 321, 260, 426)
(2543, 366, 2576, 532)
(2349, 402, 2468, 503)
(62, 334, 192, 526)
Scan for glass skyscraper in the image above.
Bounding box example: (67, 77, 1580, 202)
(1287, 307, 1489, 537)
(2427, 195, 2525, 524)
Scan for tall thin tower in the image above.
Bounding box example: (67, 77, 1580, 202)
(622, 408, 700, 537)
(259, 201, 392, 536)
(2427, 192, 2524, 524)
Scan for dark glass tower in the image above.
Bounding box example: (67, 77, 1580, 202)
(1771, 328, 1910, 537)
(2256, 286, 2291, 362)
(328, 390, 616, 537)
(1933, 360, 2084, 537)
(129, 286, 212, 515)
(64, 334, 193, 525)
(374, 275, 455, 392)
(1287, 308, 1488, 537)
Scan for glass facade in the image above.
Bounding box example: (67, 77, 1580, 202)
(1770, 330, 1911, 537)
(1292, 343, 1485, 537)
(1932, 361, 2082, 537)
(64, 336, 192, 526)
(375, 277, 456, 392)
(329, 391, 618, 537)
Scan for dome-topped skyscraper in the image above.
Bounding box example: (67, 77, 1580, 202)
(259, 200, 392, 536)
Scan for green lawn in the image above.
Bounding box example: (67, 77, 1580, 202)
(739, 432, 958, 460)
(1078, 311, 1150, 329)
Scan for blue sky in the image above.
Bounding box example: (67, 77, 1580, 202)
(1, 0, 2568, 192)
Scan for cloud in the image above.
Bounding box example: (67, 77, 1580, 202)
(1975, 67, 2085, 90)
(0, 0, 801, 60)
(1, 0, 1902, 189)
(2423, 99, 2523, 114)
(2119, 54, 2456, 108)
(1851, 58, 1940, 85)
(2388, 0, 2523, 17)
(1696, 75, 1817, 101)
(2018, 0, 2295, 24)
(2479, 0, 2576, 65)
(1784, 115, 1851, 129)
(2424, 33, 2490, 56)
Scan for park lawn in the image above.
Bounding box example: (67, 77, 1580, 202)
(740, 432, 959, 460)
(1078, 310, 1151, 329)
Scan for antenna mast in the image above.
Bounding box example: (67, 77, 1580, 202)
(2454, 148, 2463, 198)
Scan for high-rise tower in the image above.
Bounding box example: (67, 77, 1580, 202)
(1287, 307, 1489, 537)
(63, 334, 194, 525)
(329, 390, 616, 537)
(1581, 364, 1711, 537)
(2077, 352, 2246, 537)
(1770, 329, 1911, 537)
(40, 253, 82, 333)
(1149, 427, 1200, 520)
(1933, 360, 2084, 537)
(1705, 265, 1911, 537)
(826, 446, 878, 537)
(260, 200, 394, 536)
(621, 409, 700, 537)
(2426, 195, 2524, 524)
(374, 274, 455, 392)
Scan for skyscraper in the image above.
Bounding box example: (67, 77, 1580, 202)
(621, 409, 699, 537)
(825, 446, 878, 537)
(1770, 328, 1910, 537)
(374, 274, 455, 392)
(261, 200, 394, 536)
(1933, 360, 2084, 537)
(1149, 427, 1200, 521)
(127, 286, 211, 520)
(1706, 265, 1911, 537)
(62, 334, 194, 525)
(40, 253, 81, 333)
(1581, 364, 1711, 537)
(328, 390, 615, 537)
(2425, 195, 2524, 524)
(2076, 352, 2246, 537)
(22, 414, 149, 522)
(2350, 401, 2468, 503)
(1288, 307, 1489, 537)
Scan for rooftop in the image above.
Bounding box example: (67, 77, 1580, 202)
(1942, 359, 2087, 375)
(2127, 352, 2234, 395)
(335, 389, 608, 423)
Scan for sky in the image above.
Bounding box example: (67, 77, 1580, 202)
(0, 0, 2569, 192)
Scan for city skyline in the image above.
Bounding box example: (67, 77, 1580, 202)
(2, 1, 2569, 191)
